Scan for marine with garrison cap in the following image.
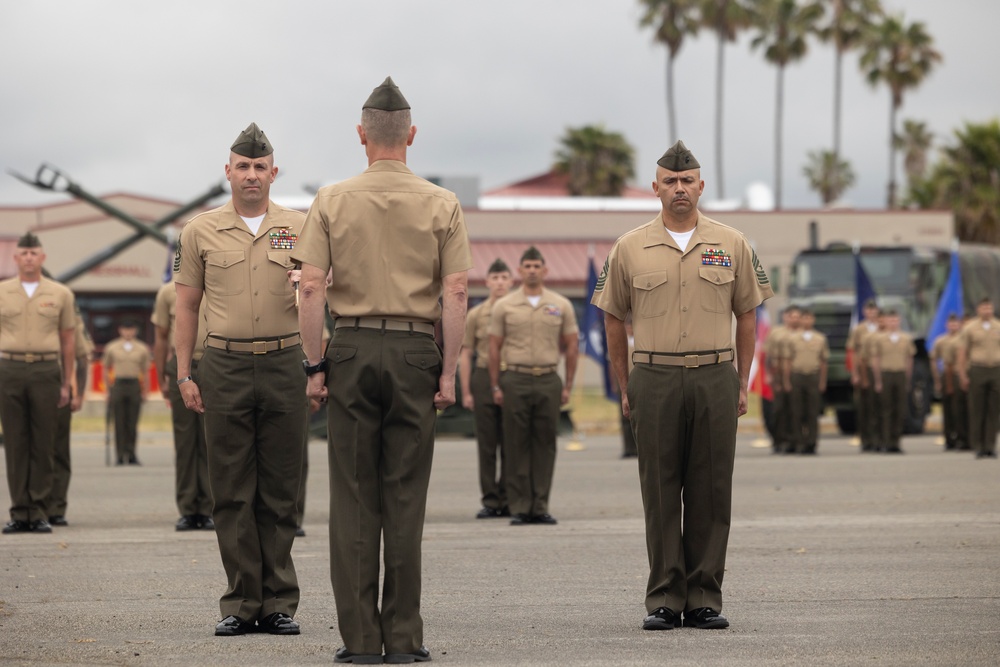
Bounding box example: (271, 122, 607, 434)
(0, 232, 77, 535)
(592, 140, 772, 631)
(174, 122, 307, 637)
(294, 75, 471, 664)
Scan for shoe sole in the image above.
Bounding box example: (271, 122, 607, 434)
(642, 619, 681, 630)
(683, 619, 730, 629)
(385, 654, 432, 664)
(215, 628, 254, 636)
(334, 655, 383, 664)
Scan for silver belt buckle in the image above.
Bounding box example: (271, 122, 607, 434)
(684, 354, 700, 368)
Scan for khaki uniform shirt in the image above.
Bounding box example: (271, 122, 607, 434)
(0, 277, 76, 353)
(102, 338, 151, 379)
(788, 330, 829, 374)
(591, 213, 773, 353)
(490, 287, 578, 367)
(849, 321, 880, 364)
(930, 333, 956, 371)
(291, 160, 472, 323)
(868, 331, 915, 372)
(959, 317, 1000, 367)
(151, 281, 208, 360)
(463, 300, 495, 369)
(175, 200, 303, 339)
(942, 334, 961, 368)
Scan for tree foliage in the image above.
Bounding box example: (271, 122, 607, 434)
(553, 125, 636, 197)
(639, 0, 702, 141)
(803, 149, 856, 205)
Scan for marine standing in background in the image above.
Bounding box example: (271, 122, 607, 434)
(869, 309, 914, 454)
(592, 141, 773, 631)
(957, 297, 1000, 459)
(174, 122, 307, 637)
(766, 306, 800, 453)
(784, 308, 829, 455)
(489, 246, 579, 527)
(101, 320, 151, 466)
(930, 314, 961, 450)
(0, 232, 76, 535)
(460, 258, 513, 519)
(944, 316, 970, 451)
(294, 77, 471, 664)
(847, 299, 880, 451)
(151, 281, 213, 530)
(46, 309, 94, 526)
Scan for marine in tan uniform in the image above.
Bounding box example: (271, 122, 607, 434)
(930, 315, 962, 450)
(293, 77, 471, 665)
(46, 309, 94, 526)
(957, 298, 1000, 458)
(869, 309, 915, 453)
(459, 258, 513, 519)
(174, 123, 307, 637)
(151, 281, 213, 530)
(847, 299, 881, 451)
(591, 141, 773, 631)
(783, 308, 829, 455)
(944, 316, 970, 451)
(101, 320, 151, 465)
(766, 306, 800, 453)
(488, 247, 579, 527)
(0, 232, 76, 535)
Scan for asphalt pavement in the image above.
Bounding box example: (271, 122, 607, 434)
(1, 425, 998, 666)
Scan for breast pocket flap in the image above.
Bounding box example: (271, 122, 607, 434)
(633, 271, 668, 291)
(206, 250, 246, 269)
(698, 267, 735, 286)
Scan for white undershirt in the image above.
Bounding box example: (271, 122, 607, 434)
(527, 295, 542, 308)
(241, 214, 266, 235)
(667, 228, 695, 252)
(21, 281, 39, 298)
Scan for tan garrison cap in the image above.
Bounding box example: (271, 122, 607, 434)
(363, 76, 410, 111)
(657, 140, 700, 171)
(487, 258, 511, 274)
(231, 122, 273, 158)
(17, 232, 42, 248)
(520, 246, 544, 263)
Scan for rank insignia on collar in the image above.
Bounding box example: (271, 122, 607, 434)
(702, 248, 731, 267)
(269, 229, 297, 249)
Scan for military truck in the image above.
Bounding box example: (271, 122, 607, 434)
(786, 242, 1000, 434)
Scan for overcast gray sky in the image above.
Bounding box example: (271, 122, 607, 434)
(1, 0, 996, 210)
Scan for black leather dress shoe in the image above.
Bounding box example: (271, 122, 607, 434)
(48, 515, 68, 527)
(258, 612, 300, 635)
(215, 615, 255, 636)
(199, 515, 216, 530)
(334, 647, 383, 664)
(683, 607, 730, 629)
(476, 507, 504, 519)
(532, 513, 558, 525)
(176, 515, 199, 531)
(295, 525, 306, 537)
(2, 520, 31, 534)
(509, 513, 532, 526)
(128, 457, 142, 465)
(642, 606, 681, 630)
(29, 519, 52, 533)
(385, 646, 431, 663)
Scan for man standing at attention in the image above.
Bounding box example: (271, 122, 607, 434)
(101, 320, 151, 466)
(765, 306, 799, 453)
(174, 123, 307, 637)
(591, 141, 772, 630)
(848, 299, 881, 451)
(0, 232, 76, 535)
(957, 297, 1000, 459)
(869, 309, 914, 454)
(488, 246, 578, 527)
(295, 76, 471, 664)
(930, 314, 962, 451)
(460, 258, 513, 519)
(784, 308, 829, 455)
(151, 281, 213, 530)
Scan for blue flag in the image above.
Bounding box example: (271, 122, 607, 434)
(927, 250, 964, 345)
(854, 252, 878, 325)
(583, 257, 615, 401)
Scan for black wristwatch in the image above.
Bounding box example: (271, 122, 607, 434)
(302, 359, 328, 376)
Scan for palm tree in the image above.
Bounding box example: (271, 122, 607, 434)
(749, 0, 824, 209)
(638, 0, 703, 142)
(895, 118, 933, 192)
(803, 149, 856, 205)
(817, 0, 884, 160)
(699, 0, 753, 199)
(859, 14, 942, 208)
(553, 124, 636, 197)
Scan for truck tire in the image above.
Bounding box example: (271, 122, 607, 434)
(904, 357, 932, 434)
(835, 409, 857, 435)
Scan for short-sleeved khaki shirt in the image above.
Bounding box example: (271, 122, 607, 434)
(959, 317, 1000, 367)
(869, 331, 915, 372)
(849, 321, 880, 364)
(150, 282, 208, 359)
(788, 330, 829, 374)
(292, 160, 472, 323)
(102, 338, 151, 379)
(0, 276, 76, 353)
(930, 333, 955, 369)
(463, 299, 495, 368)
(590, 213, 773, 353)
(490, 287, 578, 367)
(175, 199, 303, 339)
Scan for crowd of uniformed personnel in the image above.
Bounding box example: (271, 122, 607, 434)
(2, 76, 998, 662)
(764, 297, 1000, 458)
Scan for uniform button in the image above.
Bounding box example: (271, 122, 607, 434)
(682, 332, 687, 337)
(255, 316, 260, 321)
(682, 306, 688, 312)
(646, 281, 651, 288)
(335, 352, 341, 361)
(254, 290, 259, 296)
(681, 281, 687, 287)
